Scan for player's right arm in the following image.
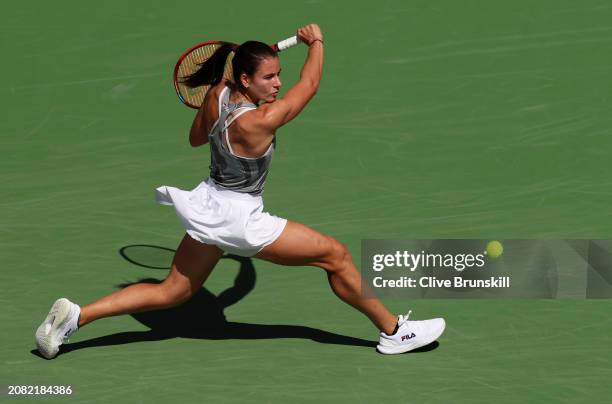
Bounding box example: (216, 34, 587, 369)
(259, 24, 324, 132)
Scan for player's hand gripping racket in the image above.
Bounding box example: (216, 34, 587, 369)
(174, 35, 301, 109)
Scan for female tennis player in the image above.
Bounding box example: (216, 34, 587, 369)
(35, 24, 445, 358)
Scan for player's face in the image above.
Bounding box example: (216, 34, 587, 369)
(243, 57, 282, 103)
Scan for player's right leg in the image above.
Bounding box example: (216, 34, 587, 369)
(35, 233, 224, 359)
(256, 220, 398, 334)
(255, 220, 446, 354)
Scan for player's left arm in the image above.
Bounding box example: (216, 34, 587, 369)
(189, 102, 209, 147)
(189, 80, 227, 147)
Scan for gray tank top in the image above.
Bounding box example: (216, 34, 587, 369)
(208, 86, 276, 196)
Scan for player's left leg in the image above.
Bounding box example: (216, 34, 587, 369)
(79, 234, 223, 326)
(36, 233, 224, 359)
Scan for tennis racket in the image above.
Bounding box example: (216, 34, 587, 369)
(173, 35, 301, 109)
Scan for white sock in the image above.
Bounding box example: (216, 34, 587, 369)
(67, 303, 81, 332)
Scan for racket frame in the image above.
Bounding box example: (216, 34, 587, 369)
(173, 40, 236, 109)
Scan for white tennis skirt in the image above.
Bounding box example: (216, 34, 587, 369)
(155, 178, 287, 257)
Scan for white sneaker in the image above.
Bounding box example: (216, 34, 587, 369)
(35, 298, 81, 359)
(377, 310, 446, 355)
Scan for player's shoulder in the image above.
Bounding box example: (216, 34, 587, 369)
(203, 80, 229, 106)
(212, 79, 230, 95)
(256, 98, 288, 113)
(255, 98, 291, 120)
(247, 101, 275, 120)
(241, 101, 285, 135)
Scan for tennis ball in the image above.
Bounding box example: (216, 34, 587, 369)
(486, 240, 503, 259)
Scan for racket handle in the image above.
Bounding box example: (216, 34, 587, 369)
(275, 35, 302, 52)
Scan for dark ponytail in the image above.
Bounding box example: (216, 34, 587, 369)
(182, 40, 278, 89)
(181, 43, 236, 88)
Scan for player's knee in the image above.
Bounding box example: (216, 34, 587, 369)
(159, 281, 192, 307)
(325, 239, 351, 273)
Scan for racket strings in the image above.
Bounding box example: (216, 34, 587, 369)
(176, 44, 236, 108)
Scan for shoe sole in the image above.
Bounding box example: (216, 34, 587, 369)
(35, 298, 74, 359)
(376, 319, 446, 355)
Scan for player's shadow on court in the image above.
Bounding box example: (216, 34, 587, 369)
(32, 249, 439, 358)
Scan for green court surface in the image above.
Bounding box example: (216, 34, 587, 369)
(2, 0, 612, 402)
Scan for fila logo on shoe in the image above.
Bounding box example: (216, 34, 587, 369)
(401, 333, 416, 341)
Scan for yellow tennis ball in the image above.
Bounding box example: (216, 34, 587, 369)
(486, 240, 503, 258)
